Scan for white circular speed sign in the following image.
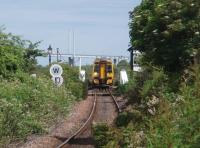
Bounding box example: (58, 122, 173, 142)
(51, 76, 64, 87)
(50, 64, 63, 77)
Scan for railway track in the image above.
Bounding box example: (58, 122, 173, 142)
(108, 89, 122, 113)
(56, 89, 121, 148)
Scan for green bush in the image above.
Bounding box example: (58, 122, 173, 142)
(92, 123, 111, 147)
(116, 109, 142, 127)
(0, 73, 76, 146)
(61, 64, 87, 99)
(140, 69, 166, 98)
(0, 29, 86, 146)
(0, 29, 43, 78)
(32, 64, 87, 100)
(116, 65, 200, 147)
(92, 123, 121, 148)
(129, 0, 200, 73)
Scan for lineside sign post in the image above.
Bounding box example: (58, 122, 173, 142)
(51, 76, 64, 87)
(50, 64, 64, 87)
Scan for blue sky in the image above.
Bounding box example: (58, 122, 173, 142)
(0, 0, 141, 65)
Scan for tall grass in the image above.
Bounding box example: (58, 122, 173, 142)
(0, 69, 83, 146)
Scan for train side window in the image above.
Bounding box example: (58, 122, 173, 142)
(107, 65, 112, 73)
(94, 64, 99, 72)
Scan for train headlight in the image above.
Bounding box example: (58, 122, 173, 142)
(107, 79, 113, 84)
(93, 72, 98, 77)
(94, 79, 99, 84)
(107, 73, 112, 77)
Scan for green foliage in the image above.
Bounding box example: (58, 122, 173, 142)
(117, 74, 136, 95)
(32, 64, 87, 100)
(92, 123, 112, 147)
(100, 64, 200, 147)
(62, 64, 86, 99)
(175, 66, 200, 146)
(23, 41, 43, 72)
(140, 68, 166, 98)
(129, 0, 200, 72)
(104, 1, 200, 147)
(116, 109, 142, 127)
(116, 60, 130, 72)
(121, 67, 167, 104)
(92, 123, 121, 148)
(0, 28, 86, 146)
(146, 66, 200, 147)
(0, 29, 43, 78)
(0, 72, 79, 146)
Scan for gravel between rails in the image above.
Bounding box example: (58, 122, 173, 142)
(68, 93, 119, 148)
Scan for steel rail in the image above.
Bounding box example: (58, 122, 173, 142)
(108, 89, 122, 113)
(56, 91, 97, 148)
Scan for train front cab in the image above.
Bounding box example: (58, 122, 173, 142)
(92, 60, 114, 88)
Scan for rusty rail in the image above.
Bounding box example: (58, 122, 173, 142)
(108, 89, 122, 113)
(56, 91, 97, 148)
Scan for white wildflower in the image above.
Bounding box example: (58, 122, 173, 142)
(164, 16, 170, 19)
(135, 15, 141, 18)
(195, 32, 199, 35)
(176, 95, 185, 103)
(148, 107, 156, 116)
(135, 131, 145, 145)
(147, 95, 160, 107)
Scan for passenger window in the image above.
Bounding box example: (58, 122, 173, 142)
(107, 65, 112, 73)
(94, 65, 99, 72)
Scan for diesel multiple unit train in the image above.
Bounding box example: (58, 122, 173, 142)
(91, 58, 114, 88)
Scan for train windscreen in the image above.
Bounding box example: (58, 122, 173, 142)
(107, 65, 112, 73)
(94, 64, 99, 72)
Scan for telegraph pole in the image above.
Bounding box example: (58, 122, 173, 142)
(72, 30, 75, 66)
(56, 48, 59, 62)
(47, 45, 52, 65)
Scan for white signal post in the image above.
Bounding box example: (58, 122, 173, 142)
(79, 70, 85, 82)
(51, 76, 64, 87)
(50, 64, 64, 87)
(120, 70, 128, 85)
(50, 64, 63, 77)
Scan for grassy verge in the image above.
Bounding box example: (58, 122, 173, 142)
(0, 65, 86, 146)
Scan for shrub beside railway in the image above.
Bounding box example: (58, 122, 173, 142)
(93, 65, 200, 147)
(0, 67, 86, 147)
(91, 0, 200, 147)
(0, 29, 86, 146)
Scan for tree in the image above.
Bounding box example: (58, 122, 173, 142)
(0, 28, 43, 77)
(23, 41, 43, 72)
(129, 0, 200, 73)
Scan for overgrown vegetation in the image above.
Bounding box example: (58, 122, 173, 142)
(129, 0, 200, 73)
(93, 66, 200, 147)
(0, 29, 86, 146)
(0, 28, 43, 78)
(93, 0, 200, 147)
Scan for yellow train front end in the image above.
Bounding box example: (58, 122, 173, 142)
(92, 58, 114, 88)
